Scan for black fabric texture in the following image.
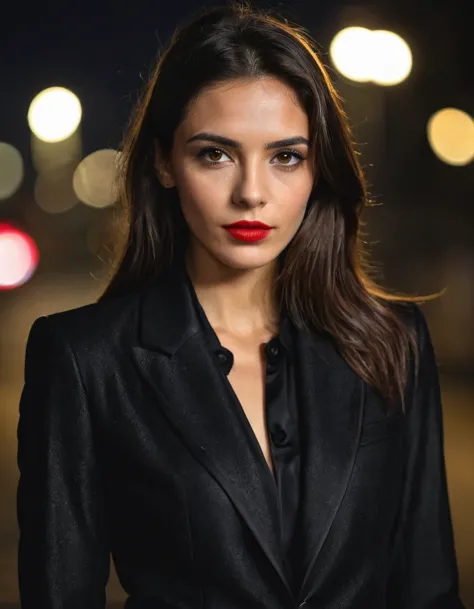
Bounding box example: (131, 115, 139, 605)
(16, 265, 465, 608)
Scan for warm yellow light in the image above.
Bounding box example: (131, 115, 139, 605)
(34, 170, 79, 214)
(27, 87, 82, 142)
(330, 27, 412, 85)
(427, 108, 474, 166)
(73, 149, 120, 208)
(370, 30, 412, 85)
(0, 143, 24, 200)
(329, 27, 374, 83)
(31, 131, 82, 174)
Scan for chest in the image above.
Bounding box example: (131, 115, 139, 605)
(217, 333, 276, 475)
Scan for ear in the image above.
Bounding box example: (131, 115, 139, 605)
(153, 140, 176, 188)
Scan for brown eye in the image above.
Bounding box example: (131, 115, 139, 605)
(207, 148, 223, 162)
(272, 149, 305, 168)
(276, 152, 292, 164)
(196, 147, 231, 165)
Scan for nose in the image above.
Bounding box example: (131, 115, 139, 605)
(231, 163, 267, 209)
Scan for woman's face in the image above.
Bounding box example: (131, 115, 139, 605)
(155, 76, 315, 271)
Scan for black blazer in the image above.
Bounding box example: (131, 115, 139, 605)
(17, 269, 465, 609)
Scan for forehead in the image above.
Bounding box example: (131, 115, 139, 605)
(178, 77, 309, 140)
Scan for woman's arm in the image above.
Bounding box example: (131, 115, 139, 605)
(17, 315, 110, 608)
(387, 305, 465, 608)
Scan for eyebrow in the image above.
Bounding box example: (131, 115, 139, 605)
(185, 132, 310, 150)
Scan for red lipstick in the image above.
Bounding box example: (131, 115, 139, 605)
(223, 220, 273, 243)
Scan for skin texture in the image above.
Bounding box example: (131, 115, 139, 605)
(155, 76, 315, 337)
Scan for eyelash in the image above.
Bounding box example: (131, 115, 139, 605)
(195, 147, 306, 171)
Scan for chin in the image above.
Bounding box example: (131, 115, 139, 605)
(215, 248, 280, 271)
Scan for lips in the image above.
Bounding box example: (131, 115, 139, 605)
(223, 221, 272, 229)
(223, 221, 273, 243)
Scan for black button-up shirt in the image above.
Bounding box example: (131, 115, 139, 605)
(189, 284, 303, 593)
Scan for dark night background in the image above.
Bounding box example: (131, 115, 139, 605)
(0, 0, 472, 606)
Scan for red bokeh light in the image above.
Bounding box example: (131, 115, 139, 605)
(0, 223, 39, 290)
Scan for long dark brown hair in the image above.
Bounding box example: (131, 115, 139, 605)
(100, 1, 441, 411)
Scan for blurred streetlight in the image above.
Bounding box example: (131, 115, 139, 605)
(330, 27, 412, 86)
(427, 108, 474, 166)
(329, 27, 374, 83)
(0, 224, 39, 289)
(34, 170, 79, 214)
(73, 149, 120, 208)
(370, 30, 412, 86)
(27, 87, 82, 143)
(0, 143, 24, 200)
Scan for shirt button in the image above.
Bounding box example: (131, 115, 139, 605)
(268, 344, 279, 358)
(217, 352, 227, 364)
(271, 426, 287, 446)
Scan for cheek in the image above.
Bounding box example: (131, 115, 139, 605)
(280, 185, 311, 224)
(175, 180, 220, 233)
(173, 169, 214, 219)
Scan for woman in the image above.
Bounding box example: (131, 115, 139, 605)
(17, 3, 465, 608)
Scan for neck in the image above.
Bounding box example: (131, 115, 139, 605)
(184, 243, 279, 338)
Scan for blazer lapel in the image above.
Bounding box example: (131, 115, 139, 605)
(131, 268, 295, 601)
(294, 328, 365, 604)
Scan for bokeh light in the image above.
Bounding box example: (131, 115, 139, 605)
(330, 27, 412, 85)
(427, 108, 474, 166)
(0, 224, 39, 289)
(0, 143, 24, 200)
(31, 131, 82, 174)
(329, 27, 374, 83)
(73, 149, 120, 208)
(34, 170, 79, 214)
(27, 87, 82, 143)
(370, 30, 412, 85)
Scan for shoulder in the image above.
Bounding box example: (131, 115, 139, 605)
(385, 299, 437, 391)
(387, 300, 432, 348)
(387, 300, 441, 415)
(25, 288, 142, 367)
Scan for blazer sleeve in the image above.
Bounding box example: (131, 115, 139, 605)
(387, 305, 465, 608)
(17, 315, 110, 609)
